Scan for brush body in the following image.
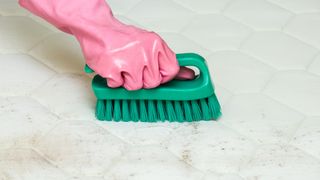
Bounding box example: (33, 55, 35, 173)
(86, 53, 221, 122)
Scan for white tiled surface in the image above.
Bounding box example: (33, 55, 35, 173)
(0, 0, 320, 179)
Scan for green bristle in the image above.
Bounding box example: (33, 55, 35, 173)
(113, 100, 121, 121)
(156, 100, 166, 121)
(122, 100, 130, 121)
(139, 100, 148, 122)
(191, 100, 202, 120)
(200, 98, 210, 120)
(147, 100, 157, 122)
(207, 94, 221, 119)
(130, 100, 139, 121)
(96, 99, 105, 120)
(165, 100, 177, 121)
(182, 101, 193, 122)
(174, 101, 184, 122)
(105, 100, 113, 121)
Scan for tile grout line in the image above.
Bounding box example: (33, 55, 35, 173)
(282, 31, 320, 52)
(25, 53, 60, 74)
(286, 116, 308, 145)
(170, 0, 200, 14)
(158, 146, 208, 177)
(289, 144, 320, 163)
(179, 32, 216, 53)
(236, 50, 281, 71)
(258, 70, 279, 93)
(93, 122, 136, 146)
(265, 0, 297, 15)
(261, 91, 309, 117)
(25, 31, 58, 53)
(305, 52, 320, 71)
(30, 147, 74, 178)
(220, 0, 237, 14)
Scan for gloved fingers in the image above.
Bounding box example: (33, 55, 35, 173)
(143, 66, 162, 89)
(142, 51, 162, 88)
(157, 42, 179, 84)
(105, 72, 124, 88)
(174, 66, 196, 80)
(122, 71, 144, 91)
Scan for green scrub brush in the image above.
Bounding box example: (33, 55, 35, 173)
(85, 53, 221, 122)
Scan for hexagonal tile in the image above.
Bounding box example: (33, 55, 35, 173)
(308, 54, 320, 76)
(126, 0, 195, 32)
(268, 0, 320, 13)
(285, 13, 320, 49)
(264, 71, 320, 116)
(158, 32, 212, 56)
(182, 14, 252, 51)
(0, 16, 53, 53)
(173, 0, 232, 13)
(164, 123, 256, 173)
(224, 0, 292, 30)
(240, 145, 320, 180)
(0, 97, 60, 149)
(241, 32, 318, 70)
(222, 94, 304, 144)
(0, 0, 28, 16)
(0, 148, 69, 179)
(0, 54, 56, 96)
(208, 51, 275, 93)
(31, 74, 96, 120)
(34, 121, 128, 176)
(104, 146, 204, 180)
(107, 0, 143, 14)
(291, 117, 320, 160)
(30, 33, 85, 74)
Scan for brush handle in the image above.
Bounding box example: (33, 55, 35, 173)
(84, 64, 95, 73)
(176, 53, 210, 83)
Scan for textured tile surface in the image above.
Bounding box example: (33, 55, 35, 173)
(241, 32, 318, 70)
(0, 149, 69, 180)
(284, 13, 320, 49)
(264, 71, 320, 116)
(31, 74, 96, 120)
(0, 54, 56, 96)
(182, 14, 251, 51)
(291, 117, 320, 159)
(208, 51, 275, 93)
(29, 33, 85, 74)
(222, 94, 304, 144)
(224, 0, 292, 30)
(34, 121, 128, 177)
(104, 146, 204, 180)
(164, 123, 256, 173)
(0, 16, 52, 53)
(1, 0, 320, 179)
(239, 145, 320, 180)
(0, 0, 28, 16)
(268, 0, 320, 13)
(126, 0, 195, 32)
(0, 97, 60, 149)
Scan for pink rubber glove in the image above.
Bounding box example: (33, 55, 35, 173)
(19, 0, 195, 90)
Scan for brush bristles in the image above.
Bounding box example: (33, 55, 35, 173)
(95, 95, 221, 122)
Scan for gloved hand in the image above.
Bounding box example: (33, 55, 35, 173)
(19, 0, 195, 90)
